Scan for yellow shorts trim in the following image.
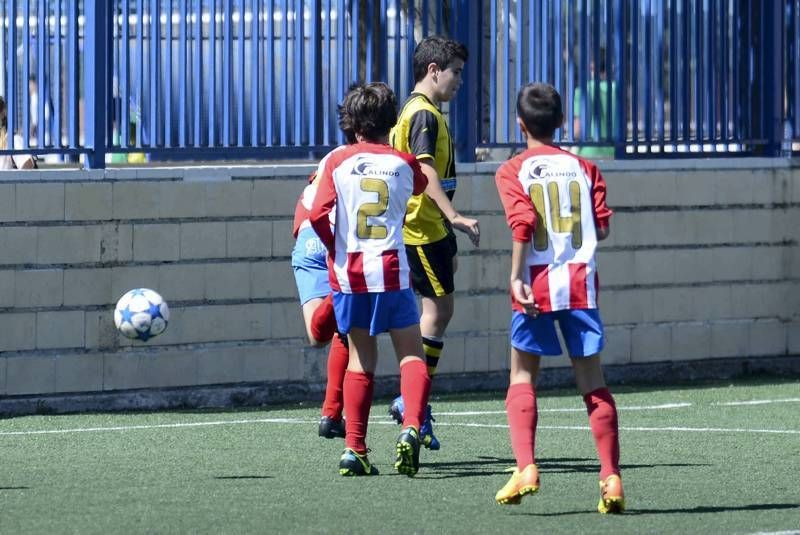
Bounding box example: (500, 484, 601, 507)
(416, 245, 445, 296)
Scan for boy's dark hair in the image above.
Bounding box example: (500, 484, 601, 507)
(336, 87, 358, 144)
(412, 36, 468, 83)
(338, 82, 397, 141)
(516, 83, 563, 139)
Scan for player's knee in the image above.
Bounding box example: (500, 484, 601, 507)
(306, 328, 328, 348)
(436, 296, 455, 320)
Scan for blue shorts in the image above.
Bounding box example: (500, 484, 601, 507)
(333, 288, 419, 335)
(291, 227, 330, 305)
(510, 309, 605, 357)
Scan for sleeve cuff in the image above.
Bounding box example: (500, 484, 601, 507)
(511, 223, 533, 242)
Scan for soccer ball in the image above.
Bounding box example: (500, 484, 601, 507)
(114, 288, 170, 341)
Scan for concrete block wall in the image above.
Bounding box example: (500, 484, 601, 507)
(0, 159, 796, 408)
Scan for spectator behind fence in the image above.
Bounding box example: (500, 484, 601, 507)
(0, 96, 36, 170)
(572, 53, 616, 160)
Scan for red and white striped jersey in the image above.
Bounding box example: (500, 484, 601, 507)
(292, 146, 346, 238)
(495, 145, 613, 312)
(309, 142, 428, 293)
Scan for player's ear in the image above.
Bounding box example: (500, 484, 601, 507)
(428, 62, 439, 81)
(516, 117, 529, 139)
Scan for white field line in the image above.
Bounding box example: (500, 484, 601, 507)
(0, 415, 797, 437)
(0, 418, 311, 436)
(713, 398, 800, 406)
(431, 422, 800, 435)
(435, 402, 692, 416)
(0, 403, 694, 437)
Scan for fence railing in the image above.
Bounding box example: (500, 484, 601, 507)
(1, 0, 797, 168)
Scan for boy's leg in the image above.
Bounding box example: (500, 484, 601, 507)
(304, 293, 337, 347)
(418, 294, 453, 374)
(390, 237, 457, 448)
(496, 346, 542, 504)
(390, 324, 430, 431)
(560, 309, 623, 512)
(571, 356, 624, 513)
(497, 311, 563, 505)
(338, 327, 379, 476)
(507, 347, 541, 470)
(572, 356, 620, 478)
(389, 324, 429, 477)
(343, 327, 378, 453)
(293, 228, 334, 347)
(318, 334, 349, 438)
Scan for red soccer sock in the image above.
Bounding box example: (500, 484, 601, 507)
(343, 370, 374, 454)
(584, 387, 621, 479)
(399, 359, 431, 431)
(506, 383, 538, 471)
(309, 293, 337, 343)
(321, 335, 348, 420)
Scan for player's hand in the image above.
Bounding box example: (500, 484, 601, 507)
(511, 278, 539, 318)
(451, 214, 480, 247)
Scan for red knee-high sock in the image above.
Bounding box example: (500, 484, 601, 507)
(399, 360, 431, 431)
(584, 387, 620, 479)
(506, 383, 538, 471)
(321, 335, 348, 420)
(343, 370, 374, 454)
(309, 294, 336, 343)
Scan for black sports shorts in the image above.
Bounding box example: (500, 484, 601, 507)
(405, 231, 458, 298)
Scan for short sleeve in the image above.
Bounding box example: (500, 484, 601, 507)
(495, 160, 536, 243)
(578, 160, 613, 229)
(408, 110, 439, 160)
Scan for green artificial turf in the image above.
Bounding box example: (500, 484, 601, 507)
(1, 377, 798, 534)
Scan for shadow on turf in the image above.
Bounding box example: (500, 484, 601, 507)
(214, 476, 273, 480)
(420, 456, 709, 479)
(0, 486, 29, 490)
(519, 503, 800, 517)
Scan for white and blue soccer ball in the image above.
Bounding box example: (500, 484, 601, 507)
(114, 288, 170, 341)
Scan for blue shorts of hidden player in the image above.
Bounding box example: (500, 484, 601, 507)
(333, 288, 419, 335)
(291, 227, 330, 305)
(510, 309, 605, 357)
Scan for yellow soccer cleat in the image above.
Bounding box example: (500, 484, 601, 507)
(597, 474, 626, 514)
(495, 463, 540, 505)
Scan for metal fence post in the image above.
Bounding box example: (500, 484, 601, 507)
(761, 1, 784, 156)
(84, 1, 108, 169)
(613, 0, 626, 159)
(6, 0, 18, 149)
(452, 0, 479, 163)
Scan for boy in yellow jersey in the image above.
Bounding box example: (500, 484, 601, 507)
(388, 36, 480, 450)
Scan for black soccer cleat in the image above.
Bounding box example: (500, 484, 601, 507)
(339, 448, 379, 476)
(394, 426, 421, 477)
(318, 416, 346, 439)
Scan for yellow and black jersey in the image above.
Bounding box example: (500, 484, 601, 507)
(390, 92, 456, 245)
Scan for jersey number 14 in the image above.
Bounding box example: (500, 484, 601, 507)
(528, 181, 583, 251)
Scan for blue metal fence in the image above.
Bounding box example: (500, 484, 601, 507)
(0, 0, 797, 168)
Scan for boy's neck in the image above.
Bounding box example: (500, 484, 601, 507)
(413, 80, 439, 106)
(356, 135, 390, 145)
(526, 136, 554, 150)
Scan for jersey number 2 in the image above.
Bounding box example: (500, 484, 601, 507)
(528, 181, 582, 251)
(357, 178, 389, 239)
